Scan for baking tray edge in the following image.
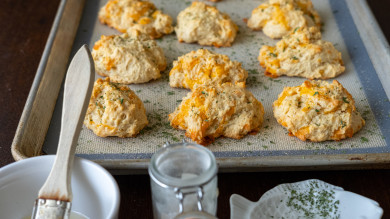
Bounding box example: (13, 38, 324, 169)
(11, 0, 86, 161)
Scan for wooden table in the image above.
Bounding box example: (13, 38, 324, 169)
(1, 0, 389, 218)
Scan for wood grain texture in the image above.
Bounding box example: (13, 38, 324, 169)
(11, 0, 86, 160)
(0, 0, 61, 166)
(38, 45, 94, 201)
(0, 0, 389, 219)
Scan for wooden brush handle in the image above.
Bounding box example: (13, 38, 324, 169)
(38, 45, 94, 201)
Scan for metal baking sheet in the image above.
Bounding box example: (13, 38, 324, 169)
(39, 0, 390, 172)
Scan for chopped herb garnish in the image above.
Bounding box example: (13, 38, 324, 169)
(286, 181, 340, 218)
(340, 120, 346, 128)
(361, 137, 369, 142)
(342, 97, 349, 103)
(167, 91, 175, 95)
(269, 52, 277, 57)
(315, 109, 320, 112)
(120, 98, 124, 104)
(362, 110, 370, 117)
(313, 92, 319, 96)
(292, 56, 299, 60)
(293, 27, 299, 33)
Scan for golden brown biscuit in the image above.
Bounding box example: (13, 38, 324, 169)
(169, 49, 248, 90)
(92, 31, 166, 84)
(84, 78, 148, 137)
(169, 83, 264, 145)
(247, 0, 321, 39)
(98, 0, 174, 39)
(273, 80, 365, 142)
(175, 1, 238, 47)
(259, 27, 345, 79)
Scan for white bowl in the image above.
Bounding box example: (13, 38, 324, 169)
(0, 155, 120, 219)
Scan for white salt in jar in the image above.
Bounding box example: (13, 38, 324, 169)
(148, 141, 218, 219)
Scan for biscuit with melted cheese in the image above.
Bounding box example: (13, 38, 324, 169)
(169, 49, 248, 90)
(259, 27, 344, 79)
(175, 1, 238, 47)
(169, 83, 264, 145)
(98, 0, 174, 39)
(248, 0, 321, 39)
(84, 78, 148, 138)
(273, 80, 365, 142)
(92, 31, 166, 84)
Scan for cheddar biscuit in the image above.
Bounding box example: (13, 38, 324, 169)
(169, 83, 264, 145)
(273, 80, 365, 142)
(175, 1, 238, 47)
(169, 49, 248, 90)
(248, 0, 321, 39)
(92, 31, 166, 84)
(84, 78, 148, 138)
(98, 0, 174, 39)
(259, 27, 345, 79)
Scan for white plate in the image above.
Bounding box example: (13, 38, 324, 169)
(230, 179, 383, 219)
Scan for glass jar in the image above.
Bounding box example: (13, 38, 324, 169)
(148, 141, 218, 219)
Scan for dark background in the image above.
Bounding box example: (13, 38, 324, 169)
(0, 0, 389, 218)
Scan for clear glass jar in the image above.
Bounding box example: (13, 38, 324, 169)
(148, 141, 218, 219)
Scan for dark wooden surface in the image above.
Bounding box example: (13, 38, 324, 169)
(1, 0, 389, 218)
